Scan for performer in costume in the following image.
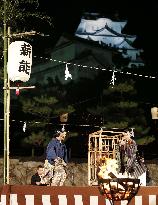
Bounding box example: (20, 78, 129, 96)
(31, 165, 47, 186)
(45, 127, 68, 186)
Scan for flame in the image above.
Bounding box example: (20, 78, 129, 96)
(98, 157, 135, 200)
(97, 157, 118, 179)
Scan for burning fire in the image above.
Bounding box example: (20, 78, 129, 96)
(97, 157, 136, 200)
(97, 157, 118, 179)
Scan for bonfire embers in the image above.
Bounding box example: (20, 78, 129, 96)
(97, 157, 140, 203)
(99, 177, 140, 201)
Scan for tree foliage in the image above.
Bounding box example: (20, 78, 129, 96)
(18, 81, 75, 156)
(23, 130, 49, 157)
(88, 79, 149, 137)
(0, 0, 52, 27)
(0, 0, 53, 79)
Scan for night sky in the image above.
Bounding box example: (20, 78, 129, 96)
(38, 0, 158, 68)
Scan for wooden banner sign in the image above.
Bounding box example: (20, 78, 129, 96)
(0, 185, 157, 205)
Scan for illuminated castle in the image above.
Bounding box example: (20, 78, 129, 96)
(75, 12, 144, 68)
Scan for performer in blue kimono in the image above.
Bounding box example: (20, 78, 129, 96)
(45, 128, 68, 186)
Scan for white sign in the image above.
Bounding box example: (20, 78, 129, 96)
(7, 41, 32, 82)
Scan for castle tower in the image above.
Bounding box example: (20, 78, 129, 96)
(75, 12, 144, 68)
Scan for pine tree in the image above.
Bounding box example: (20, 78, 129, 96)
(88, 79, 150, 138)
(18, 82, 75, 157)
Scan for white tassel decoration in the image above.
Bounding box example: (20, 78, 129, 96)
(65, 63, 72, 80)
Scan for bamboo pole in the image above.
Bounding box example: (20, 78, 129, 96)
(6, 27, 11, 184)
(3, 0, 8, 184)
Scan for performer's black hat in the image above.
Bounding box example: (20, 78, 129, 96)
(53, 126, 65, 137)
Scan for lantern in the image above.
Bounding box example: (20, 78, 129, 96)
(151, 107, 158, 120)
(7, 41, 32, 82)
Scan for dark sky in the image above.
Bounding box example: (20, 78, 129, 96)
(39, 0, 158, 67)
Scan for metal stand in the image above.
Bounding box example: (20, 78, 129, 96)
(98, 178, 140, 205)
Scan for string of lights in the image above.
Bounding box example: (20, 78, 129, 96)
(33, 55, 157, 80)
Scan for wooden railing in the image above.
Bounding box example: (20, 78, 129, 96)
(0, 185, 157, 205)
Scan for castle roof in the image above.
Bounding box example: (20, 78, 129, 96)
(76, 17, 127, 34)
(75, 14, 144, 67)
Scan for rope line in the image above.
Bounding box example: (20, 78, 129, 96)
(33, 56, 157, 79)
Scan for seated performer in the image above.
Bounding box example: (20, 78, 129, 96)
(31, 165, 47, 186)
